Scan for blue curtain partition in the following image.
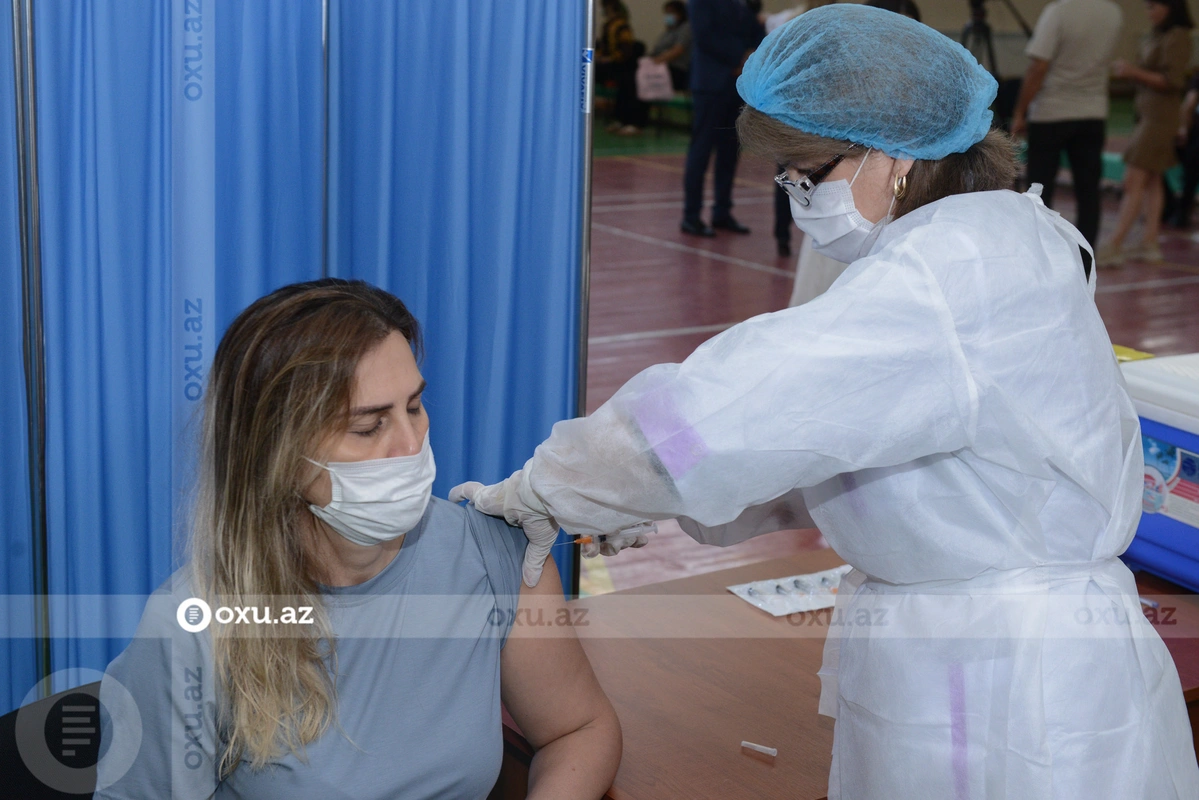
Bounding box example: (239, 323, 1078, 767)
(25, 0, 324, 700)
(328, 0, 584, 591)
(1, 0, 585, 712)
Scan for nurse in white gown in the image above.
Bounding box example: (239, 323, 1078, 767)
(454, 6, 1199, 797)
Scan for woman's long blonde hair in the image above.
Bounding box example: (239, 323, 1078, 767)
(189, 279, 422, 775)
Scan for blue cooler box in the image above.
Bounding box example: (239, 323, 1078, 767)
(1120, 353, 1199, 590)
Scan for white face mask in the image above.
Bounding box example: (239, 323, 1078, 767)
(789, 150, 893, 263)
(306, 432, 436, 547)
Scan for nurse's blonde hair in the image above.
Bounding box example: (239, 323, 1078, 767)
(736, 106, 1018, 219)
(188, 279, 421, 775)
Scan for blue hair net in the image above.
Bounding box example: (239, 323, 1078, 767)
(737, 4, 997, 161)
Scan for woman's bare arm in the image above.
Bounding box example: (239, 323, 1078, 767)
(500, 557, 622, 799)
(1112, 60, 1170, 91)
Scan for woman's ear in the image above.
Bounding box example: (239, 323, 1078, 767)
(893, 157, 915, 179)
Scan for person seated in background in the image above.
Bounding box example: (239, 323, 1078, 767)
(650, 1, 691, 92)
(597, 0, 647, 135)
(95, 279, 621, 799)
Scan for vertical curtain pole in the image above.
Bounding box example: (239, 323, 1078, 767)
(571, 0, 595, 598)
(320, 0, 329, 279)
(10, 0, 49, 695)
(575, 0, 594, 421)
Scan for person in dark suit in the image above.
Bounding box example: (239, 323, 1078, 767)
(680, 0, 764, 236)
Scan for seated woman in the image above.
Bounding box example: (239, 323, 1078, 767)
(650, 1, 691, 92)
(95, 279, 621, 799)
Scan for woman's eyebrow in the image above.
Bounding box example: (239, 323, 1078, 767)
(350, 403, 392, 417)
(350, 382, 426, 416)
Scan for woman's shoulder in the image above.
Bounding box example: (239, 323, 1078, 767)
(130, 566, 204, 637)
(1147, 26, 1190, 53)
(97, 567, 219, 799)
(1163, 26, 1193, 54)
(422, 495, 506, 543)
(447, 497, 527, 565)
(607, 17, 632, 35)
(424, 495, 521, 538)
(117, 568, 215, 670)
(420, 497, 527, 590)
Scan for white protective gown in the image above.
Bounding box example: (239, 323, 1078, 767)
(526, 188, 1199, 797)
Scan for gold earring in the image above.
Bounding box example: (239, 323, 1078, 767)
(893, 174, 908, 200)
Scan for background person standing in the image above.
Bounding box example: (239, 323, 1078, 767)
(1010, 0, 1122, 249)
(1097, 0, 1193, 266)
(680, 0, 764, 237)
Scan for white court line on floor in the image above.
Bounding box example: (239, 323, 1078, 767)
(592, 190, 688, 203)
(592, 187, 775, 204)
(590, 321, 736, 345)
(591, 222, 793, 278)
(593, 195, 774, 214)
(1096, 274, 1199, 294)
(612, 155, 777, 192)
(594, 256, 677, 269)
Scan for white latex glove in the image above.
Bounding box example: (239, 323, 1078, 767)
(579, 522, 656, 558)
(449, 470, 559, 587)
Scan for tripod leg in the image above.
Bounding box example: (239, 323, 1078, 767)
(985, 26, 999, 80)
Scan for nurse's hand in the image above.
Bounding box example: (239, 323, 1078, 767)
(579, 522, 655, 558)
(450, 471, 560, 588)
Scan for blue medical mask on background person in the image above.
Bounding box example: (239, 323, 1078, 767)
(306, 433, 436, 547)
(788, 150, 893, 264)
(664, 13, 678, 27)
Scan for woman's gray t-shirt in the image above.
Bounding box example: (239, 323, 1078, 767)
(95, 498, 528, 800)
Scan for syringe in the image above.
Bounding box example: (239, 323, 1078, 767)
(571, 521, 658, 555)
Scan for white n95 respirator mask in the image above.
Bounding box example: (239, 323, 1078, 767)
(789, 150, 891, 264)
(306, 433, 436, 547)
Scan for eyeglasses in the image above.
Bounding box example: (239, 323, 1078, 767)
(775, 145, 859, 208)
